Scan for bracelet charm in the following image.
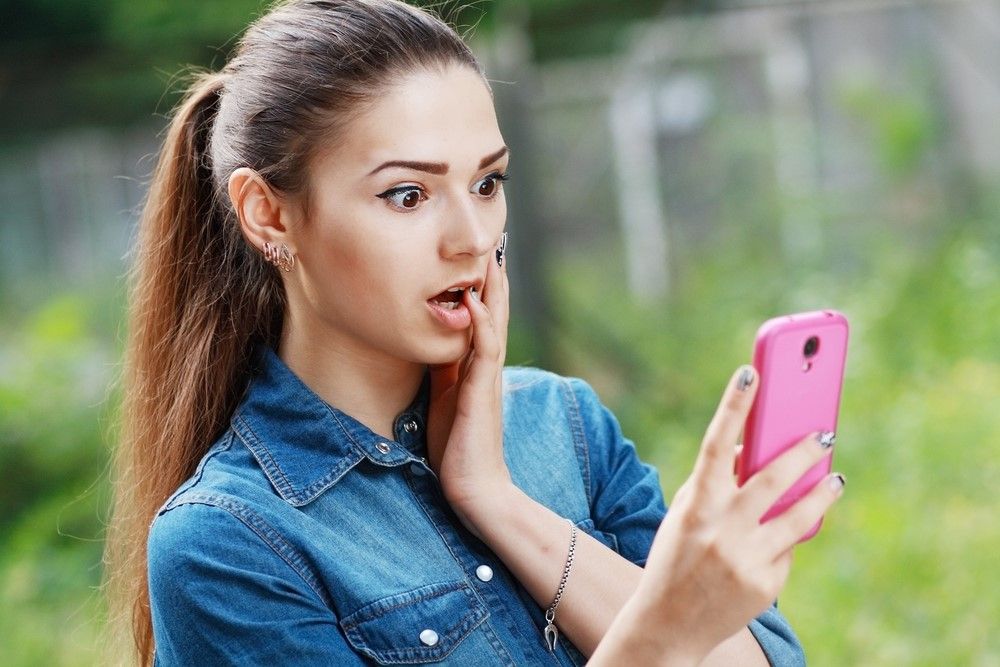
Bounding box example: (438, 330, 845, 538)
(543, 519, 577, 652)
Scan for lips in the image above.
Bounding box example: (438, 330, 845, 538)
(426, 279, 482, 331)
(430, 287, 465, 310)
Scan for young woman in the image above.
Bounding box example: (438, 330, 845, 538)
(105, 1, 844, 664)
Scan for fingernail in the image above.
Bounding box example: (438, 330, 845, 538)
(469, 286, 480, 301)
(495, 231, 508, 267)
(736, 366, 755, 391)
(817, 431, 836, 449)
(828, 473, 846, 492)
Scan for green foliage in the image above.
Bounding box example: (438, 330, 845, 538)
(839, 77, 940, 183)
(0, 0, 685, 138)
(549, 223, 1000, 664)
(0, 289, 120, 662)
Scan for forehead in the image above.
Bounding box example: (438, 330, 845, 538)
(334, 65, 503, 172)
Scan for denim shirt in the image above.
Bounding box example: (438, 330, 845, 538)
(148, 347, 805, 665)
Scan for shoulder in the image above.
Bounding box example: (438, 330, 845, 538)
(148, 491, 329, 603)
(148, 499, 238, 564)
(499, 366, 621, 482)
(155, 428, 278, 517)
(502, 366, 614, 440)
(149, 492, 268, 571)
(502, 365, 603, 412)
(147, 500, 251, 603)
(148, 433, 305, 583)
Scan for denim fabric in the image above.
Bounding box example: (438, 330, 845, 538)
(148, 346, 805, 665)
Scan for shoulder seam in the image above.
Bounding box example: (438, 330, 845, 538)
(159, 432, 234, 513)
(559, 377, 594, 506)
(159, 493, 332, 608)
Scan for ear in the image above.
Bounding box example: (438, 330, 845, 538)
(228, 167, 297, 253)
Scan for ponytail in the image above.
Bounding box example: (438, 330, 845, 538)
(104, 2, 485, 663)
(103, 71, 283, 666)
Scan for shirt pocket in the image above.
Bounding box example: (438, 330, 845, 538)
(576, 517, 620, 554)
(340, 580, 489, 664)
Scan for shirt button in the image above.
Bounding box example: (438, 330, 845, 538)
(475, 565, 494, 582)
(419, 629, 439, 646)
(376, 442, 391, 454)
(403, 419, 419, 433)
(409, 462, 426, 476)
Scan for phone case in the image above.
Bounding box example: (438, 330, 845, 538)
(737, 310, 849, 541)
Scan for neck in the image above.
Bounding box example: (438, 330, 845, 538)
(277, 323, 425, 441)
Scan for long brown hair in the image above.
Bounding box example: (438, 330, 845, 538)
(104, 1, 481, 663)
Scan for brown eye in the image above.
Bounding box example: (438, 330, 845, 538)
(478, 178, 497, 197)
(401, 190, 421, 208)
(472, 172, 508, 198)
(378, 186, 427, 210)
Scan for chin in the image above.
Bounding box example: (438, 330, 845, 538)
(419, 333, 472, 366)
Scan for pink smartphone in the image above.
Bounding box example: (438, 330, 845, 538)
(736, 310, 849, 541)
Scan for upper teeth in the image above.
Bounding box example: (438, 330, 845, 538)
(448, 287, 463, 292)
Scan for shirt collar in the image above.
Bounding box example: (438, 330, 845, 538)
(231, 345, 430, 506)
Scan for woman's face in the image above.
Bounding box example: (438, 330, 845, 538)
(287, 64, 508, 367)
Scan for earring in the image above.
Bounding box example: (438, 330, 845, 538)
(263, 241, 296, 272)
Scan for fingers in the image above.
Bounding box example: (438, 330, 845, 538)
(739, 431, 835, 520)
(463, 232, 509, 367)
(694, 365, 759, 482)
(762, 472, 845, 555)
(461, 275, 502, 390)
(482, 233, 510, 366)
(465, 282, 497, 355)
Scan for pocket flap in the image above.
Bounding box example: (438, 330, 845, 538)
(341, 581, 488, 664)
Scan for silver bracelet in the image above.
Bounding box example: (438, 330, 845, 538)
(543, 519, 577, 652)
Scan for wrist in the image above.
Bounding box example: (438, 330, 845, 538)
(443, 476, 519, 541)
(592, 595, 704, 667)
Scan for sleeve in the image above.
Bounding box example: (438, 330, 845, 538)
(148, 502, 367, 667)
(567, 377, 806, 666)
(567, 377, 666, 566)
(748, 604, 806, 665)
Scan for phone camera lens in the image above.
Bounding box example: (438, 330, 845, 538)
(804, 336, 820, 358)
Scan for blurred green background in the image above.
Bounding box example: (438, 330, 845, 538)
(2, 0, 998, 664)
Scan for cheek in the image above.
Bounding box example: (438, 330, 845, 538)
(491, 194, 508, 229)
(312, 231, 412, 303)
(296, 225, 369, 296)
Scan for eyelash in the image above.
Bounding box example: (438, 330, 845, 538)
(376, 170, 510, 211)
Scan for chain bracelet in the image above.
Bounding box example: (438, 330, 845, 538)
(543, 519, 577, 653)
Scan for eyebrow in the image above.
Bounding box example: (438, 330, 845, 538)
(367, 146, 508, 177)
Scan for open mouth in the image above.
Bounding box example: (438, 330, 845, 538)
(430, 287, 465, 310)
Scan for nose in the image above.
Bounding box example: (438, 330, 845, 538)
(438, 196, 498, 260)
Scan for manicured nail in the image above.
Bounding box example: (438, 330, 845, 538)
(817, 431, 836, 449)
(828, 473, 846, 492)
(736, 366, 755, 391)
(495, 231, 508, 267)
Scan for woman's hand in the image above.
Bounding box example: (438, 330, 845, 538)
(594, 366, 846, 665)
(425, 237, 512, 538)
